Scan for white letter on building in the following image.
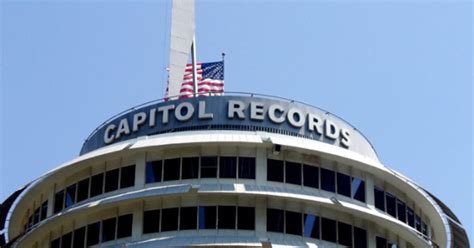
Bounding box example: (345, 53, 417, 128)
(149, 108, 157, 127)
(158, 104, 175, 124)
(104, 124, 116, 144)
(175, 102, 194, 121)
(287, 108, 305, 127)
(115, 118, 131, 139)
(340, 128, 351, 148)
(250, 102, 265, 120)
(268, 104, 285, 123)
(308, 113, 323, 134)
(228, 100, 246, 119)
(325, 120, 340, 140)
(198, 100, 213, 119)
(133, 112, 147, 132)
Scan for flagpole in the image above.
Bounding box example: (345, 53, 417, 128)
(191, 36, 198, 97)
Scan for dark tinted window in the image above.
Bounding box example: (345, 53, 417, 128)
(180, 207, 197, 230)
(397, 199, 407, 223)
(117, 214, 133, 239)
(285, 210, 302, 235)
(337, 173, 351, 197)
(266, 208, 284, 233)
(104, 169, 119, 193)
(285, 162, 301, 185)
(303, 165, 319, 188)
(354, 226, 367, 248)
(182, 157, 199, 179)
(51, 238, 60, 248)
(120, 165, 135, 188)
(199, 206, 216, 229)
(201, 156, 217, 178)
(321, 217, 336, 242)
(237, 207, 255, 230)
(76, 178, 89, 203)
(86, 222, 100, 246)
(267, 159, 284, 182)
(407, 207, 415, 227)
(415, 215, 422, 231)
(33, 207, 40, 224)
(54, 191, 64, 213)
(65, 184, 76, 208)
(219, 157, 237, 178)
(90, 173, 104, 197)
(376, 236, 387, 248)
(374, 187, 385, 211)
(385, 192, 396, 217)
(218, 206, 236, 229)
(163, 158, 180, 181)
(161, 208, 179, 231)
(338, 221, 352, 246)
(238, 157, 256, 179)
(101, 217, 117, 242)
(303, 214, 319, 239)
(143, 210, 160, 234)
(146, 160, 162, 183)
(61, 232, 72, 248)
(320, 168, 336, 192)
(73, 226, 85, 248)
(421, 221, 428, 235)
(351, 177, 365, 202)
(40, 201, 48, 221)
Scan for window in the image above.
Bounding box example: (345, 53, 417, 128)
(219, 157, 237, 178)
(146, 160, 162, 183)
(303, 164, 319, 188)
(354, 226, 367, 248)
(163, 158, 180, 181)
(238, 157, 256, 179)
(338, 221, 352, 246)
(285, 210, 302, 235)
(76, 178, 89, 203)
(421, 221, 428, 236)
(218, 206, 236, 229)
(201, 156, 217, 178)
(33, 207, 40, 224)
(143, 210, 160, 234)
(407, 207, 415, 227)
(86, 222, 100, 246)
(199, 206, 216, 229)
(117, 214, 133, 239)
(415, 215, 422, 232)
(120, 165, 135, 188)
(54, 191, 64, 213)
(51, 238, 60, 248)
(321, 217, 336, 242)
(73, 226, 85, 248)
(376, 237, 387, 248)
(102, 217, 117, 242)
(40, 201, 48, 221)
(303, 214, 319, 239)
(237, 207, 255, 230)
(320, 168, 335, 192)
(104, 169, 119, 193)
(374, 187, 385, 211)
(397, 199, 406, 223)
(285, 161, 301, 185)
(182, 157, 199, 179)
(266, 208, 284, 233)
(90, 173, 104, 197)
(161, 208, 179, 231)
(180, 207, 197, 230)
(351, 177, 365, 202)
(267, 159, 284, 182)
(388, 242, 398, 248)
(385, 192, 396, 218)
(337, 173, 351, 197)
(65, 184, 77, 208)
(62, 232, 72, 248)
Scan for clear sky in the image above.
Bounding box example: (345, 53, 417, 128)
(1, 0, 472, 243)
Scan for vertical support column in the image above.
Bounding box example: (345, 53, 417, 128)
(135, 152, 146, 189)
(367, 222, 376, 248)
(255, 197, 267, 239)
(132, 201, 144, 241)
(256, 147, 267, 185)
(47, 185, 55, 217)
(365, 174, 375, 210)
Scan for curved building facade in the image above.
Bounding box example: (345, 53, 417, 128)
(0, 94, 469, 247)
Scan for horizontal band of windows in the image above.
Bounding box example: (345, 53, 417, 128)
(25, 200, 48, 233)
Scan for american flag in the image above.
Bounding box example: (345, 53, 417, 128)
(179, 61, 224, 98)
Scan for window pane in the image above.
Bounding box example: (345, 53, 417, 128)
(303, 214, 319, 239)
(219, 157, 237, 178)
(351, 177, 366, 202)
(73, 226, 85, 248)
(218, 206, 236, 229)
(161, 208, 179, 231)
(201, 156, 217, 178)
(354, 226, 367, 248)
(180, 207, 197, 230)
(285, 210, 302, 235)
(182, 157, 199, 179)
(86, 222, 100, 246)
(238, 157, 256, 179)
(90, 173, 104, 197)
(376, 236, 387, 248)
(120, 165, 135, 189)
(397, 199, 407, 223)
(415, 215, 422, 232)
(33, 207, 40, 224)
(102, 217, 117, 242)
(163, 158, 180, 181)
(199, 206, 216, 229)
(146, 160, 162, 183)
(321, 217, 336, 242)
(338, 221, 352, 246)
(237, 207, 255, 230)
(374, 187, 385, 211)
(40, 201, 48, 221)
(65, 184, 76, 208)
(117, 214, 133, 239)
(266, 208, 284, 233)
(421, 221, 428, 235)
(61, 232, 72, 248)
(303, 165, 319, 188)
(104, 169, 119, 193)
(54, 191, 64, 214)
(143, 210, 160, 234)
(337, 173, 351, 197)
(267, 159, 284, 182)
(76, 178, 89, 203)
(407, 207, 415, 227)
(321, 168, 335, 192)
(385, 192, 396, 218)
(51, 238, 60, 248)
(285, 162, 301, 185)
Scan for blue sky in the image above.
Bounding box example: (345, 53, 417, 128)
(1, 0, 472, 243)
